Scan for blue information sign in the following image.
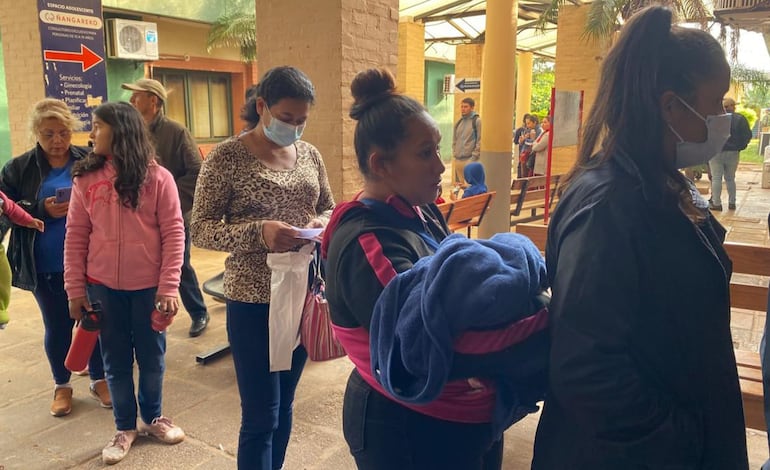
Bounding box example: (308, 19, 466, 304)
(37, 0, 107, 131)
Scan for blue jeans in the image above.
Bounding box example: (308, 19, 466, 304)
(226, 300, 307, 470)
(708, 150, 739, 206)
(88, 284, 165, 431)
(33, 272, 104, 384)
(180, 226, 207, 320)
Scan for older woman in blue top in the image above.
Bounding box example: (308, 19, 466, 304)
(0, 99, 109, 417)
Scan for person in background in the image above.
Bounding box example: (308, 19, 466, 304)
(529, 116, 551, 176)
(708, 97, 752, 211)
(65, 102, 186, 465)
(517, 115, 541, 178)
(461, 161, 488, 198)
(0, 98, 110, 417)
(122, 78, 210, 337)
(451, 97, 481, 187)
(191, 66, 334, 470)
(531, 6, 747, 468)
(513, 113, 533, 178)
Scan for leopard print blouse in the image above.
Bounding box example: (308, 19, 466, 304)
(191, 138, 335, 303)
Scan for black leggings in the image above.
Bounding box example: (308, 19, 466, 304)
(342, 369, 503, 470)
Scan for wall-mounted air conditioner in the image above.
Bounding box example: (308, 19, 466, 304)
(442, 74, 455, 94)
(106, 19, 159, 61)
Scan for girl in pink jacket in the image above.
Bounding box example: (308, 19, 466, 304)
(63, 102, 185, 465)
(0, 192, 43, 328)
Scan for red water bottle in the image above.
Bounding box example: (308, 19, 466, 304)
(151, 303, 175, 333)
(65, 301, 102, 372)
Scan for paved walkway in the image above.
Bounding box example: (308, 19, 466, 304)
(1, 165, 769, 469)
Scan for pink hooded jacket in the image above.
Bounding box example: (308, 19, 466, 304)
(0, 191, 35, 227)
(64, 161, 185, 299)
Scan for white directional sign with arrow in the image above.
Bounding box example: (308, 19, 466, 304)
(455, 78, 481, 93)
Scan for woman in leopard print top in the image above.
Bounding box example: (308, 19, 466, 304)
(190, 66, 334, 470)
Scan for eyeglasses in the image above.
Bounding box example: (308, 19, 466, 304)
(38, 130, 73, 141)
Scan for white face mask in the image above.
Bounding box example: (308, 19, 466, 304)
(668, 96, 731, 169)
(263, 108, 305, 147)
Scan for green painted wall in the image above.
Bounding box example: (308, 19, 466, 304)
(424, 60, 455, 163)
(106, 59, 145, 103)
(103, 0, 253, 23)
(0, 33, 10, 165)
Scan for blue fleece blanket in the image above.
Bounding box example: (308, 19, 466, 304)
(370, 233, 548, 432)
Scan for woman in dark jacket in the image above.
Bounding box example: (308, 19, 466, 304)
(531, 6, 748, 469)
(0, 99, 108, 417)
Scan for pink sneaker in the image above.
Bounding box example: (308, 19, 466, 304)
(102, 430, 137, 465)
(137, 416, 185, 444)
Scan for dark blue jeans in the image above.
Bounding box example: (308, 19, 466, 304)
(180, 226, 207, 320)
(88, 284, 165, 431)
(33, 272, 104, 384)
(226, 300, 307, 470)
(342, 369, 503, 470)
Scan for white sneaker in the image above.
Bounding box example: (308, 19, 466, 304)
(102, 430, 137, 465)
(137, 416, 185, 444)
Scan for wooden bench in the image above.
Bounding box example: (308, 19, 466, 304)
(436, 191, 496, 237)
(510, 175, 562, 226)
(515, 221, 770, 431)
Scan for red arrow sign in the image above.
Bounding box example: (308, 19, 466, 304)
(43, 44, 103, 72)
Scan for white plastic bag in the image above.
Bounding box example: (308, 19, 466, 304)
(266, 243, 314, 372)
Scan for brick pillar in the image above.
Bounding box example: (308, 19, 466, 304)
(397, 18, 424, 102)
(515, 51, 533, 126)
(0, 1, 45, 155)
(453, 43, 484, 121)
(256, 0, 399, 202)
(552, 5, 609, 175)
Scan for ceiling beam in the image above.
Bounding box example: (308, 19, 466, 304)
(421, 9, 486, 23)
(448, 19, 476, 38)
(414, 0, 475, 20)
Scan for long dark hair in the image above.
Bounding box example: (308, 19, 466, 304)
(240, 66, 315, 128)
(72, 102, 155, 209)
(564, 6, 727, 214)
(349, 69, 425, 177)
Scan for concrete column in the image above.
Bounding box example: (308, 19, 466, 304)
(0, 1, 45, 155)
(553, 5, 609, 175)
(256, 0, 399, 202)
(478, 0, 516, 237)
(397, 18, 425, 102)
(515, 51, 533, 126)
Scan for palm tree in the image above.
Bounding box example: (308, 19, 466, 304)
(206, 10, 256, 63)
(536, 0, 737, 59)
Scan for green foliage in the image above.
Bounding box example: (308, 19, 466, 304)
(530, 59, 555, 119)
(731, 64, 770, 112)
(736, 107, 757, 130)
(740, 139, 762, 163)
(536, 0, 729, 56)
(206, 1, 256, 62)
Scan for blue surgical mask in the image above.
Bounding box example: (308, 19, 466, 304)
(263, 108, 305, 147)
(668, 96, 731, 169)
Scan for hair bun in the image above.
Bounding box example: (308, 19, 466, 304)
(350, 69, 397, 120)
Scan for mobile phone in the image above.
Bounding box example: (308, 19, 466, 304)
(55, 187, 72, 203)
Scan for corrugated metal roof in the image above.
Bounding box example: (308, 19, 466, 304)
(399, 0, 563, 60)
